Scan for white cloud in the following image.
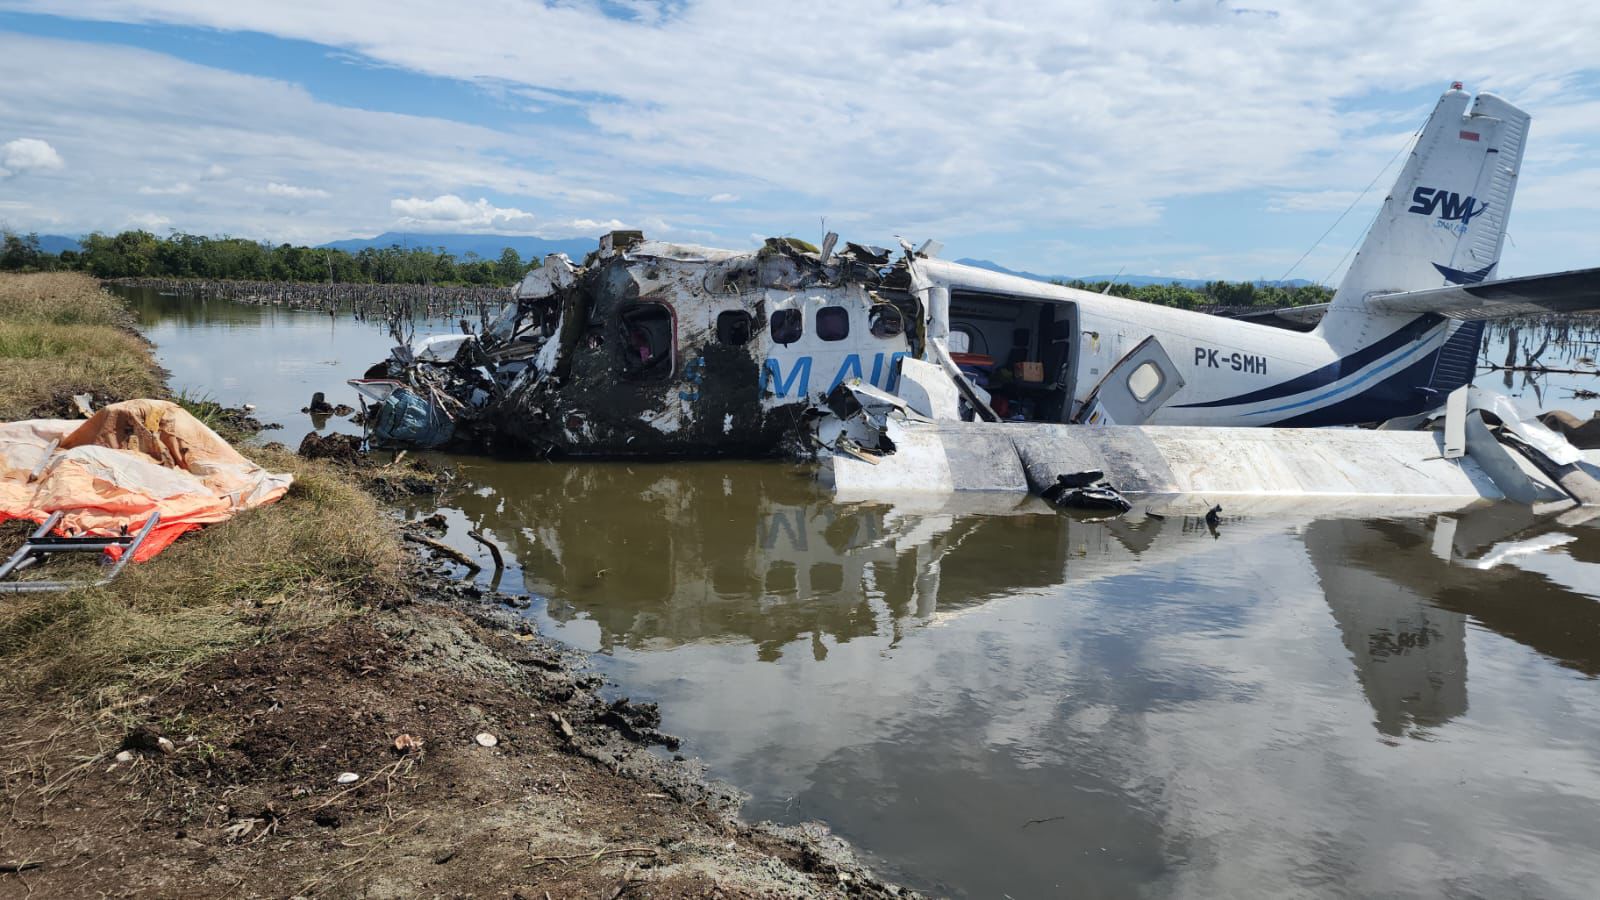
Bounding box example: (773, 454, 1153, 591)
(2, 2, 1600, 274)
(0, 35, 624, 244)
(391, 194, 534, 229)
(127, 212, 172, 231)
(1515, 168, 1600, 211)
(1266, 190, 1370, 214)
(261, 181, 329, 199)
(707, 192, 739, 204)
(138, 181, 193, 195)
(0, 137, 64, 178)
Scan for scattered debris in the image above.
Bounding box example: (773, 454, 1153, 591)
(120, 726, 177, 757)
(550, 712, 576, 742)
(467, 529, 505, 572)
(0, 861, 43, 874)
(306, 392, 335, 415)
(1542, 409, 1600, 449)
(393, 734, 423, 754)
(1040, 471, 1133, 513)
(296, 430, 451, 499)
(336, 772, 360, 784)
(403, 532, 481, 574)
(474, 731, 499, 748)
(297, 431, 364, 464)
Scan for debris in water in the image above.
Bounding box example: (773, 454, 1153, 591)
(305, 392, 335, 415)
(403, 532, 481, 574)
(1040, 471, 1132, 513)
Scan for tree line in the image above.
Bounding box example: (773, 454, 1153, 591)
(0, 230, 539, 286)
(2, 228, 1334, 308)
(1059, 279, 1333, 309)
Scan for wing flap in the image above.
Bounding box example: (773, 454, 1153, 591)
(1364, 266, 1600, 319)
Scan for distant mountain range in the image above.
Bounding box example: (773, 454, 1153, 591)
(955, 258, 1316, 289)
(34, 235, 83, 254)
(317, 232, 597, 260)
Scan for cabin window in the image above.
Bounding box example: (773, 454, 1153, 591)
(1127, 361, 1163, 401)
(771, 308, 803, 345)
(868, 304, 904, 339)
(619, 302, 674, 380)
(717, 310, 753, 346)
(817, 306, 850, 342)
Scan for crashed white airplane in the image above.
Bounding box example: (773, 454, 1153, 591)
(354, 83, 1600, 510)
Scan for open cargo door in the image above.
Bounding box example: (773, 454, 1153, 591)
(1073, 336, 1186, 426)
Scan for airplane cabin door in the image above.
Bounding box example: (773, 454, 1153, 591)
(1073, 335, 1186, 426)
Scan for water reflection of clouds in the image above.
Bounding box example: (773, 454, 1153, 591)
(498, 485, 1600, 897)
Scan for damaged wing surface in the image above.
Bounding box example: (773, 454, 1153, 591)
(1361, 266, 1600, 320)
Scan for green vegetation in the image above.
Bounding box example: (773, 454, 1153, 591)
(2, 228, 1336, 308)
(0, 271, 405, 702)
(2, 229, 537, 286)
(1059, 279, 1333, 309)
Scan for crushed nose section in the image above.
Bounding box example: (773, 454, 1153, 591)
(355, 230, 921, 458)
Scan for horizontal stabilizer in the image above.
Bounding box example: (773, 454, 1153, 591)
(1363, 266, 1600, 320)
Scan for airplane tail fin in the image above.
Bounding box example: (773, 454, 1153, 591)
(1327, 85, 1529, 316)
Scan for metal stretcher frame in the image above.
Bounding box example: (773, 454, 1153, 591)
(0, 511, 162, 593)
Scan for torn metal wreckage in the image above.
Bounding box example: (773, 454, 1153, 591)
(349, 228, 1600, 517)
(354, 230, 922, 459)
(351, 86, 1600, 515)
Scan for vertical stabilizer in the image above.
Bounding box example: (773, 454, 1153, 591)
(1328, 86, 1529, 314)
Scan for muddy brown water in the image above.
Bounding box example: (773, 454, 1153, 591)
(127, 287, 1600, 898)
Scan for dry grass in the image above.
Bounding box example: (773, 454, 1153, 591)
(0, 452, 405, 700)
(0, 272, 408, 705)
(0, 272, 166, 418)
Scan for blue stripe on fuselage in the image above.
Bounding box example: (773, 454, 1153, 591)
(1272, 348, 1446, 427)
(1171, 314, 1442, 410)
(1241, 331, 1443, 417)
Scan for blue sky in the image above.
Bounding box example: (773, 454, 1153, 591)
(1, 1, 1598, 281)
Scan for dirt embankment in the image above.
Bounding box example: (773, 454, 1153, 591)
(0, 272, 915, 898)
(2, 576, 909, 898)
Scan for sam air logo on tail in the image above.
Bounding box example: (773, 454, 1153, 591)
(1408, 187, 1488, 225)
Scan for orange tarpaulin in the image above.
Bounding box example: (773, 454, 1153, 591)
(0, 399, 293, 562)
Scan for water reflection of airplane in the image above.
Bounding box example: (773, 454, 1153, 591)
(429, 462, 1224, 659)
(1304, 509, 1600, 739)
(434, 461, 1597, 710)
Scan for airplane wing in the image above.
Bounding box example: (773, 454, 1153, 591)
(1362, 266, 1600, 320)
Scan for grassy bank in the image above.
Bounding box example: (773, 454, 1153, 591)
(0, 273, 165, 419)
(0, 272, 404, 704)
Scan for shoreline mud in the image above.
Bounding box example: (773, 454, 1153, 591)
(3, 560, 917, 898)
